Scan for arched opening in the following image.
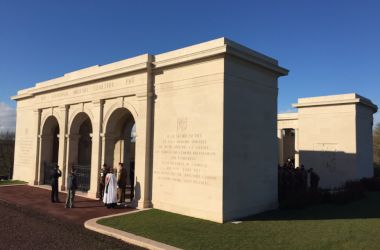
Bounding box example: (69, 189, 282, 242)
(40, 116, 60, 185)
(104, 108, 136, 201)
(68, 112, 93, 192)
(281, 128, 295, 167)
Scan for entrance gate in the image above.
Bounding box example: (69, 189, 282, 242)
(73, 164, 91, 192)
(43, 162, 56, 185)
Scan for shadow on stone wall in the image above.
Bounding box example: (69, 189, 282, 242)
(298, 150, 363, 189)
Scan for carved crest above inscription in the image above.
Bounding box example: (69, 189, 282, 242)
(177, 117, 188, 132)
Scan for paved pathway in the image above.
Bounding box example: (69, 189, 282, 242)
(0, 185, 133, 225)
(0, 185, 144, 249)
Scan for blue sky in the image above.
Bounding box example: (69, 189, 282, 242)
(0, 0, 379, 130)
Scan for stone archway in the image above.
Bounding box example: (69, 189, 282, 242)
(104, 107, 136, 200)
(67, 112, 93, 192)
(40, 116, 60, 185)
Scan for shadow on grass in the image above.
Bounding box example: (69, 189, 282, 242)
(243, 192, 380, 221)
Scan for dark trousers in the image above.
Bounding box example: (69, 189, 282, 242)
(51, 181, 59, 202)
(118, 187, 126, 203)
(65, 189, 75, 208)
(99, 183, 104, 199)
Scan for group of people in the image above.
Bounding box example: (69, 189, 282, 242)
(49, 161, 134, 209)
(99, 162, 134, 208)
(278, 158, 320, 200)
(50, 164, 77, 208)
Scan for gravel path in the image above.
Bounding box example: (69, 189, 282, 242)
(0, 200, 145, 250)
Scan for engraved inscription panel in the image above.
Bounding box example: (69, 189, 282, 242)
(16, 139, 34, 167)
(154, 118, 217, 186)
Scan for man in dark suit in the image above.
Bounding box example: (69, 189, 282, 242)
(50, 164, 62, 202)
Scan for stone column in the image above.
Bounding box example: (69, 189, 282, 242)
(277, 129, 284, 166)
(294, 128, 300, 168)
(33, 109, 42, 185)
(58, 105, 69, 190)
(134, 70, 154, 208)
(88, 100, 104, 197)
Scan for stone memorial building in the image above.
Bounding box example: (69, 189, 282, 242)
(11, 38, 378, 223)
(278, 93, 378, 188)
(12, 38, 289, 223)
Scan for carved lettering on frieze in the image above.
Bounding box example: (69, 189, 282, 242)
(37, 77, 136, 102)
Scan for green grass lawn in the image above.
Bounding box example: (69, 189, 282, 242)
(0, 180, 27, 185)
(98, 192, 380, 250)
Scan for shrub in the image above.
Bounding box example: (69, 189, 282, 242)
(360, 177, 380, 191)
(328, 181, 365, 205)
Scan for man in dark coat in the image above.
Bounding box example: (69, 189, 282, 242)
(65, 167, 77, 208)
(129, 160, 135, 201)
(117, 162, 127, 205)
(309, 168, 320, 191)
(50, 164, 62, 203)
(99, 164, 108, 200)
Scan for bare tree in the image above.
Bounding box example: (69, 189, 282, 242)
(374, 123, 380, 176)
(0, 131, 15, 140)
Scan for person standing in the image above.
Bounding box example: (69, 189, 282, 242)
(99, 164, 108, 200)
(103, 168, 117, 208)
(129, 160, 135, 201)
(65, 167, 77, 208)
(50, 164, 62, 203)
(309, 168, 320, 192)
(117, 163, 127, 206)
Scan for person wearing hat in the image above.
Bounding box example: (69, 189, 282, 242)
(50, 164, 62, 203)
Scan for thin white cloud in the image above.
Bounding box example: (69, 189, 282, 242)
(0, 102, 16, 132)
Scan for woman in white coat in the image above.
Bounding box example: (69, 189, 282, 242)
(103, 168, 117, 208)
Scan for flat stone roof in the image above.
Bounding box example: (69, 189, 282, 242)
(277, 112, 298, 120)
(12, 37, 288, 100)
(293, 93, 378, 112)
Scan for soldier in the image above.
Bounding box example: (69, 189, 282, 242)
(50, 164, 62, 203)
(117, 162, 127, 206)
(99, 164, 108, 200)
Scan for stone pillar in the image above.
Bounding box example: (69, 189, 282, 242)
(277, 129, 284, 166)
(88, 100, 104, 197)
(294, 128, 300, 168)
(58, 105, 69, 190)
(134, 76, 154, 208)
(33, 109, 42, 185)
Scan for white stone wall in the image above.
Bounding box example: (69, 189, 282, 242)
(152, 57, 225, 222)
(278, 94, 378, 189)
(223, 55, 280, 221)
(13, 38, 288, 223)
